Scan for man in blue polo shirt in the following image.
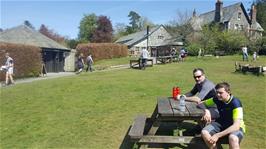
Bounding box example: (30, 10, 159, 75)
(200, 82, 245, 149)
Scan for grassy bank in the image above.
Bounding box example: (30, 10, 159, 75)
(1, 56, 265, 148)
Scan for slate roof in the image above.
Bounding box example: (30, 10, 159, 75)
(191, 2, 264, 32)
(115, 25, 181, 47)
(0, 25, 69, 51)
(199, 2, 248, 24)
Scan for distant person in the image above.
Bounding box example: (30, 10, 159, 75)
(2, 53, 15, 86)
(41, 61, 47, 77)
(253, 51, 257, 61)
(198, 48, 202, 58)
(200, 82, 245, 149)
(171, 48, 177, 60)
(76, 53, 84, 74)
(179, 47, 187, 62)
(86, 54, 94, 72)
(242, 46, 248, 61)
(140, 48, 149, 70)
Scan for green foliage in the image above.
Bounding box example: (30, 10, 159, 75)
(1, 56, 265, 148)
(78, 13, 97, 42)
(256, 0, 266, 36)
(217, 31, 248, 54)
(186, 43, 202, 56)
(127, 11, 141, 33)
(0, 42, 42, 81)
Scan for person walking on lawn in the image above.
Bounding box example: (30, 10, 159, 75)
(76, 53, 84, 74)
(86, 54, 94, 72)
(199, 82, 245, 149)
(3, 52, 15, 85)
(140, 48, 149, 70)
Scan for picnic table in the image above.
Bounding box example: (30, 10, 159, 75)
(130, 58, 153, 69)
(156, 56, 175, 64)
(128, 97, 205, 148)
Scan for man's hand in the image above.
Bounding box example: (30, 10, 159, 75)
(208, 133, 220, 144)
(202, 109, 212, 123)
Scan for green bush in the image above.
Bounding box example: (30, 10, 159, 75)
(0, 42, 42, 81)
(186, 43, 202, 56)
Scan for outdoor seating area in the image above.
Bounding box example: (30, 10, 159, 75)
(129, 59, 153, 69)
(127, 97, 230, 148)
(156, 56, 177, 64)
(235, 61, 266, 76)
(128, 97, 204, 148)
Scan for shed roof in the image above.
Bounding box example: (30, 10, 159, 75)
(0, 25, 69, 51)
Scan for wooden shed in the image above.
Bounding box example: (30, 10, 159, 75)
(0, 25, 70, 72)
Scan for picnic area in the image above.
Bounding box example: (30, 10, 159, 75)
(1, 55, 265, 149)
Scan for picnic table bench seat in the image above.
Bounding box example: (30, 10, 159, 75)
(235, 61, 265, 76)
(128, 115, 147, 140)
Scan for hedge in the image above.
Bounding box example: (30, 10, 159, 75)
(0, 42, 42, 81)
(76, 43, 128, 61)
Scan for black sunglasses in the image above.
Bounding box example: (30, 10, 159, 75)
(193, 75, 202, 79)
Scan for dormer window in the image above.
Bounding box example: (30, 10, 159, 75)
(238, 12, 241, 20)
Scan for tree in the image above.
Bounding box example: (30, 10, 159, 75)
(91, 16, 113, 43)
(139, 17, 155, 31)
(256, 0, 266, 36)
(24, 20, 35, 29)
(78, 13, 97, 42)
(113, 23, 128, 41)
(127, 11, 141, 33)
(0, 28, 3, 32)
(39, 24, 66, 45)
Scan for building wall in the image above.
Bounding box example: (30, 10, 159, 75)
(129, 26, 172, 57)
(64, 49, 76, 72)
(228, 7, 250, 33)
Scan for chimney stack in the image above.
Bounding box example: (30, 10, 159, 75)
(193, 9, 196, 17)
(215, 0, 223, 22)
(251, 4, 257, 23)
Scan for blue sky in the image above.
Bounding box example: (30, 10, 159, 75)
(1, 0, 251, 39)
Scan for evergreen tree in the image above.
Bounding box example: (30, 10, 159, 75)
(127, 11, 141, 33)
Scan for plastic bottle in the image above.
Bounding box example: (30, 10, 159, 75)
(179, 95, 186, 112)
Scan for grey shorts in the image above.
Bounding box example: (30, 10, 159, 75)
(203, 122, 244, 142)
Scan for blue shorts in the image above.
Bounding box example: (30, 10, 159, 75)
(203, 122, 244, 142)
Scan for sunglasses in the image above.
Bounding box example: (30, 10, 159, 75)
(193, 75, 202, 79)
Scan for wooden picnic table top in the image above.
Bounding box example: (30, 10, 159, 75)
(157, 97, 204, 119)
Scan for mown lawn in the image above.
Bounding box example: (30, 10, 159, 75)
(0, 55, 265, 149)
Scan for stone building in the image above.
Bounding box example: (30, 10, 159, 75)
(115, 25, 183, 57)
(190, 0, 264, 40)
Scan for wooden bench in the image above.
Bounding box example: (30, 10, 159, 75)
(235, 62, 265, 76)
(129, 59, 153, 69)
(128, 115, 147, 141)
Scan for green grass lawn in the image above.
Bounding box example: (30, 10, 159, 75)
(1, 55, 265, 149)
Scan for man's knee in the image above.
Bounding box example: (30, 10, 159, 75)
(201, 130, 209, 137)
(229, 134, 240, 146)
